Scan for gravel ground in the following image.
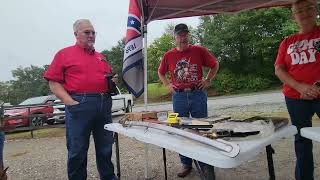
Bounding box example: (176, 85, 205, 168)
(4, 92, 320, 180)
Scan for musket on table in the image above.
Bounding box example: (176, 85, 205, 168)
(118, 113, 289, 158)
(122, 120, 241, 158)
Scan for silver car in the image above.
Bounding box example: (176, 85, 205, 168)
(47, 99, 65, 125)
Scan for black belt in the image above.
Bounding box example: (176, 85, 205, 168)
(70, 92, 111, 97)
(175, 87, 197, 92)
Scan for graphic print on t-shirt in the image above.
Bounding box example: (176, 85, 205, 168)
(174, 58, 198, 83)
(287, 38, 320, 65)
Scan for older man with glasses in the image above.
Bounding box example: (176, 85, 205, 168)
(44, 19, 117, 180)
(275, 0, 320, 180)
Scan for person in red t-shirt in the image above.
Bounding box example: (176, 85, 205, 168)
(275, 1, 320, 179)
(44, 19, 117, 180)
(158, 23, 219, 178)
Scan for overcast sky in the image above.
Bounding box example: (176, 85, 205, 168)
(0, 0, 199, 82)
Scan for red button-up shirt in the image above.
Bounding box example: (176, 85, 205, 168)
(44, 44, 112, 93)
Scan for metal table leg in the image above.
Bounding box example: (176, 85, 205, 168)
(266, 145, 275, 180)
(114, 133, 121, 180)
(193, 160, 206, 180)
(162, 148, 167, 180)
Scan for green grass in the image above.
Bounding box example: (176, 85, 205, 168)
(135, 83, 171, 103)
(6, 127, 65, 140)
(147, 83, 169, 97)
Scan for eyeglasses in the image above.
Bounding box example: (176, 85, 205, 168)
(175, 31, 189, 37)
(292, 5, 317, 14)
(81, 30, 97, 36)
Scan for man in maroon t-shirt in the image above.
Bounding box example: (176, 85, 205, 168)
(158, 23, 219, 178)
(44, 19, 117, 180)
(275, 1, 320, 179)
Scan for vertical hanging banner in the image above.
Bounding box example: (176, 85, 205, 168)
(122, 0, 144, 97)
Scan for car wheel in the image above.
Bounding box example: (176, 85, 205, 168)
(31, 115, 44, 127)
(125, 101, 132, 113)
(46, 119, 55, 125)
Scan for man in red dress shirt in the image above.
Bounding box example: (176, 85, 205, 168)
(44, 19, 117, 180)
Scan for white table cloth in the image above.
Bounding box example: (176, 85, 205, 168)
(301, 127, 320, 142)
(105, 123, 297, 168)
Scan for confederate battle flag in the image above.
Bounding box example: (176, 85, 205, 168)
(122, 0, 144, 97)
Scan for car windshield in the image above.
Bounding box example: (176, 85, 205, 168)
(19, 96, 49, 105)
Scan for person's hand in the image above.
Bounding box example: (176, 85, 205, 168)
(312, 83, 320, 98)
(197, 78, 210, 90)
(166, 83, 177, 93)
(112, 74, 119, 84)
(64, 99, 79, 106)
(296, 83, 320, 100)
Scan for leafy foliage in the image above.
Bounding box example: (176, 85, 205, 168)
(212, 69, 272, 93)
(101, 39, 126, 89)
(2, 65, 50, 104)
(147, 34, 175, 83)
(198, 7, 297, 90)
(0, 82, 11, 104)
(199, 7, 294, 75)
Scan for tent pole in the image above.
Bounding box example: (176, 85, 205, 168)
(143, 23, 152, 179)
(143, 28, 148, 109)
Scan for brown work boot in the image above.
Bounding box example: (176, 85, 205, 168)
(0, 166, 8, 180)
(177, 165, 192, 178)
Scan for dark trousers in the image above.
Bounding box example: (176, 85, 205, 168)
(173, 89, 208, 167)
(285, 97, 320, 180)
(65, 94, 116, 180)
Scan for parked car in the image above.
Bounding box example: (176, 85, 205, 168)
(46, 86, 133, 124)
(3, 95, 56, 128)
(47, 99, 65, 125)
(112, 86, 133, 113)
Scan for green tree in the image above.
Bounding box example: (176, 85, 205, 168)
(9, 65, 50, 104)
(147, 34, 175, 83)
(0, 81, 11, 103)
(101, 39, 126, 89)
(198, 7, 297, 91)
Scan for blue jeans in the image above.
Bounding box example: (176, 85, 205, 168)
(0, 131, 4, 166)
(173, 89, 208, 167)
(65, 94, 116, 180)
(285, 97, 320, 180)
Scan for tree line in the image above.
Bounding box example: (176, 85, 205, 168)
(0, 7, 304, 104)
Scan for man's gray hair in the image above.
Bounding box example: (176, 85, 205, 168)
(73, 19, 92, 32)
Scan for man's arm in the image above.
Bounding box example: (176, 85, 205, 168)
(48, 81, 78, 105)
(198, 62, 219, 90)
(275, 64, 319, 99)
(158, 72, 176, 93)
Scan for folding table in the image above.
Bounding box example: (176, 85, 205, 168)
(301, 127, 320, 142)
(105, 123, 297, 180)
